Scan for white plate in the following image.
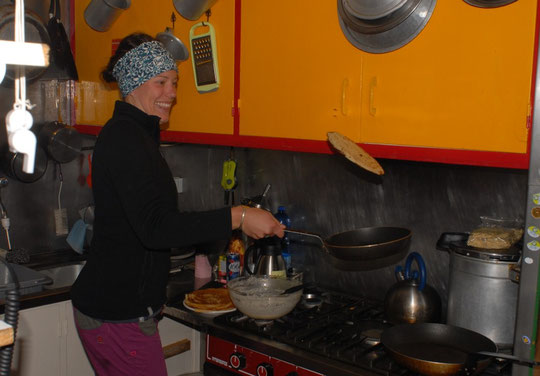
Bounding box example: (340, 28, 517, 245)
(171, 249, 195, 260)
(183, 299, 236, 317)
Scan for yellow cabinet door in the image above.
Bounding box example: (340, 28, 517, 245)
(239, 0, 364, 141)
(360, 0, 536, 153)
(75, 0, 235, 135)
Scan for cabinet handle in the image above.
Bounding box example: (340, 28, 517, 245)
(341, 78, 349, 116)
(369, 77, 377, 116)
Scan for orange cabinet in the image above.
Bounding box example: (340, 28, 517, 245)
(239, 0, 363, 141)
(74, 0, 235, 135)
(73, 1, 538, 168)
(359, 0, 536, 153)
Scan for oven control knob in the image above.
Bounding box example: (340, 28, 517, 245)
(256, 363, 273, 376)
(229, 353, 246, 369)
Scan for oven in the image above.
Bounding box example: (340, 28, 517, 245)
(203, 286, 513, 376)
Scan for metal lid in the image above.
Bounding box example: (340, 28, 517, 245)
(449, 241, 520, 262)
(463, 0, 517, 8)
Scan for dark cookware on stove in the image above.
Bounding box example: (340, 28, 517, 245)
(381, 323, 538, 376)
(285, 226, 411, 265)
(384, 252, 441, 324)
(0, 4, 50, 84)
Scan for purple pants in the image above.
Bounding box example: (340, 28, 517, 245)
(73, 308, 167, 376)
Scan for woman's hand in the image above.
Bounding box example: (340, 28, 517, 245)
(231, 206, 285, 239)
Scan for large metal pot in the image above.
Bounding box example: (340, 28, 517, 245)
(437, 232, 520, 349)
(227, 276, 303, 319)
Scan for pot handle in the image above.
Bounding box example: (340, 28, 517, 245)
(404, 252, 426, 291)
(244, 244, 256, 275)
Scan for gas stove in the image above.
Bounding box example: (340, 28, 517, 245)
(204, 286, 513, 376)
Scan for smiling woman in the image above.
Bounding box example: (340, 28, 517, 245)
(70, 32, 285, 376)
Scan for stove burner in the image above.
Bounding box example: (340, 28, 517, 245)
(211, 287, 510, 376)
(302, 297, 323, 309)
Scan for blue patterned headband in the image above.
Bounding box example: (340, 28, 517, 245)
(112, 41, 178, 97)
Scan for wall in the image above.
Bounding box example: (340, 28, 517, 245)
(0, 91, 527, 312)
(0, 0, 527, 311)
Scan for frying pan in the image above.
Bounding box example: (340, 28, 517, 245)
(285, 226, 411, 261)
(381, 323, 539, 376)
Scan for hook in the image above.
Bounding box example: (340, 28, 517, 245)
(170, 12, 176, 29)
(205, 9, 211, 23)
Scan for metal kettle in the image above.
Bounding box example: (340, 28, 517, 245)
(244, 236, 286, 278)
(384, 252, 441, 324)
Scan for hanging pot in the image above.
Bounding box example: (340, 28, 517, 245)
(45, 0, 78, 80)
(39, 121, 83, 163)
(84, 0, 131, 32)
(337, 0, 437, 53)
(4, 146, 48, 183)
(463, 0, 517, 7)
(0, 5, 50, 84)
(156, 27, 189, 61)
(173, 0, 218, 21)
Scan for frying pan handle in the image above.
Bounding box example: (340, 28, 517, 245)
(476, 351, 540, 367)
(283, 229, 327, 252)
(404, 252, 426, 291)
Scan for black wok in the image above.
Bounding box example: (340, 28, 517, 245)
(381, 323, 538, 376)
(285, 226, 411, 261)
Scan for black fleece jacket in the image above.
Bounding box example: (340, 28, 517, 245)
(71, 101, 231, 320)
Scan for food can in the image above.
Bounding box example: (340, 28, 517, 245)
(217, 254, 227, 283)
(226, 252, 241, 281)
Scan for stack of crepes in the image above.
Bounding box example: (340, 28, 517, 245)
(184, 288, 235, 312)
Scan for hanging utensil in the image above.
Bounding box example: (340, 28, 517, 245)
(0, 5, 50, 84)
(327, 131, 384, 175)
(156, 13, 189, 62)
(46, 0, 78, 80)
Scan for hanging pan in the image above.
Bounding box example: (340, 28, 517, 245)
(381, 323, 539, 376)
(3, 146, 48, 183)
(45, 0, 78, 80)
(285, 226, 411, 264)
(0, 4, 50, 84)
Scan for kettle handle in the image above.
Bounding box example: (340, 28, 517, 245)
(244, 244, 256, 275)
(404, 252, 426, 291)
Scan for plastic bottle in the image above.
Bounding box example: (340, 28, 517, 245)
(274, 206, 291, 270)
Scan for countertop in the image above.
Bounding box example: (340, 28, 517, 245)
(1, 252, 370, 375)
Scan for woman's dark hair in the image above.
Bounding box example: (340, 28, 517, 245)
(101, 33, 156, 83)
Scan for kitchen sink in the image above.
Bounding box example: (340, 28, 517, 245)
(39, 261, 86, 289)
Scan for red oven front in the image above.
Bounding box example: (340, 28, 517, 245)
(206, 335, 325, 376)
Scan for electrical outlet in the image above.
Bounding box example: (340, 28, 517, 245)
(174, 177, 183, 193)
